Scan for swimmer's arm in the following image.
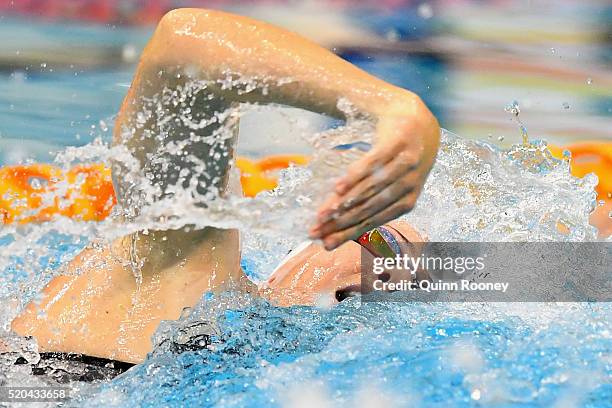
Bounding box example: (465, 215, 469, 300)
(123, 8, 440, 249)
(140, 8, 409, 118)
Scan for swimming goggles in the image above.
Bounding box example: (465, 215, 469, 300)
(354, 226, 401, 258)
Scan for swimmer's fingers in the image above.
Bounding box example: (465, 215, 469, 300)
(317, 189, 420, 251)
(311, 171, 419, 240)
(314, 150, 419, 227)
(332, 116, 424, 195)
(331, 141, 397, 198)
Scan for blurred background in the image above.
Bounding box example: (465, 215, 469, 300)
(0, 0, 610, 164)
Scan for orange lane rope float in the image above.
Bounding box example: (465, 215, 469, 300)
(0, 155, 309, 225)
(0, 164, 115, 224)
(548, 142, 612, 200)
(235, 154, 309, 198)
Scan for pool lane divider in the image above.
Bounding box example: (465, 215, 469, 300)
(1, 143, 610, 226)
(0, 154, 309, 224)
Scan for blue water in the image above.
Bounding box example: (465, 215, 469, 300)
(77, 295, 611, 407)
(108, 300, 500, 406)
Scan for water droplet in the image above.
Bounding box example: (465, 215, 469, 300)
(504, 101, 530, 144)
(29, 177, 45, 190)
(550, 47, 556, 54)
(40, 62, 46, 68)
(607, 192, 611, 199)
(562, 102, 570, 109)
(504, 100, 520, 116)
(498, 136, 505, 142)
(586, 77, 593, 85)
(99, 120, 108, 132)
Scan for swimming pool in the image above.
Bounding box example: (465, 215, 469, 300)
(0, 6, 611, 408)
(1, 127, 609, 407)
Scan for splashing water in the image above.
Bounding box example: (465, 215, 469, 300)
(67, 297, 610, 408)
(504, 100, 529, 145)
(0, 76, 609, 407)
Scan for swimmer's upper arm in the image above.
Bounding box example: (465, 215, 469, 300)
(138, 7, 414, 119)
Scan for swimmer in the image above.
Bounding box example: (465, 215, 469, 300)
(10, 9, 439, 367)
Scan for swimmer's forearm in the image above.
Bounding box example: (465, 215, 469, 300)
(143, 8, 418, 120)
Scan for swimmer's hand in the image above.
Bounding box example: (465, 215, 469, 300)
(310, 96, 440, 250)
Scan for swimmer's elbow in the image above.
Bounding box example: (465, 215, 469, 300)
(149, 8, 227, 66)
(158, 8, 213, 28)
(156, 7, 227, 39)
(156, 8, 202, 42)
(146, 9, 199, 66)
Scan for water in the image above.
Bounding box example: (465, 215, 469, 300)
(1, 83, 609, 406)
(504, 100, 529, 145)
(75, 299, 610, 408)
(0, 8, 610, 407)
